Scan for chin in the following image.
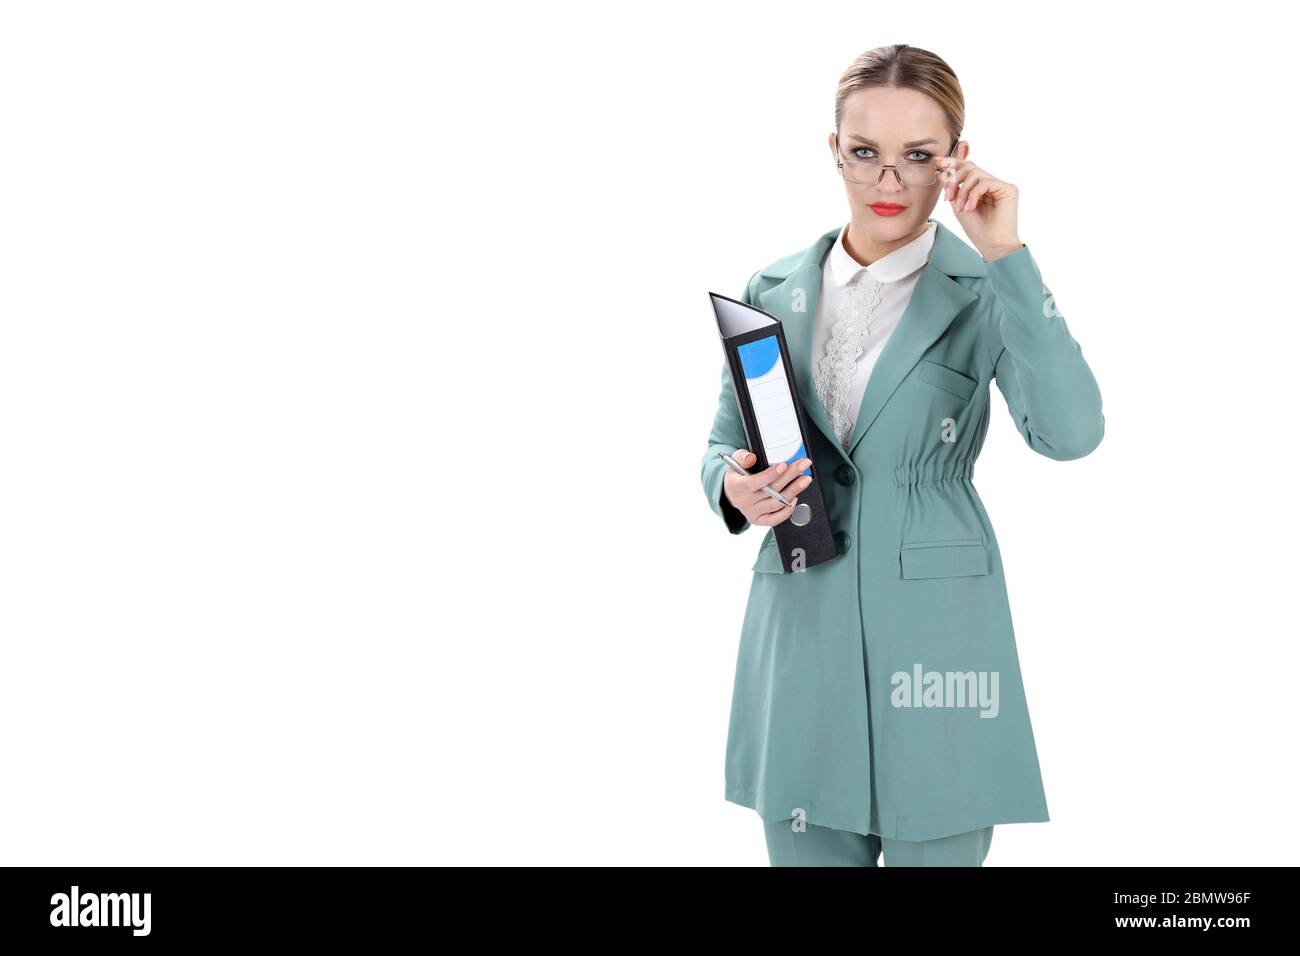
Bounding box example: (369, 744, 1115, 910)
(860, 212, 919, 236)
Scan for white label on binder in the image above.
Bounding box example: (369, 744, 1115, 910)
(738, 334, 808, 471)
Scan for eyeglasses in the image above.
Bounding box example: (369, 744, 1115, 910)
(835, 133, 961, 187)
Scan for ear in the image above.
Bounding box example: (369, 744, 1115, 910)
(827, 130, 839, 161)
(956, 140, 971, 162)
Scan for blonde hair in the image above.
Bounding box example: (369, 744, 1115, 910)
(835, 44, 964, 150)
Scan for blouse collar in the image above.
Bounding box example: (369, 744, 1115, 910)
(827, 220, 938, 287)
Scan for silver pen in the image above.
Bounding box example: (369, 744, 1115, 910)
(718, 451, 796, 507)
(718, 452, 813, 527)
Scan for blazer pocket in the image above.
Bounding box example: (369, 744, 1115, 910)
(900, 537, 989, 579)
(751, 532, 785, 573)
(918, 360, 977, 402)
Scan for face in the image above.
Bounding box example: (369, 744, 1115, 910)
(828, 86, 968, 243)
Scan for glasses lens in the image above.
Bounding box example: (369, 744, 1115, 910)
(840, 160, 878, 185)
(897, 164, 940, 187)
(840, 160, 939, 187)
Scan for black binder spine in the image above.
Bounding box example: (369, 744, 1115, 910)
(713, 297, 839, 573)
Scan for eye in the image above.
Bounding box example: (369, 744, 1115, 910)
(852, 147, 878, 160)
(906, 150, 934, 163)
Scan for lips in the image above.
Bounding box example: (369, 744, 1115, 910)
(869, 203, 907, 217)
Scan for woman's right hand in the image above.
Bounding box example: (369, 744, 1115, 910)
(723, 449, 814, 527)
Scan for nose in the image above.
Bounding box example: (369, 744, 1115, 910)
(874, 169, 906, 193)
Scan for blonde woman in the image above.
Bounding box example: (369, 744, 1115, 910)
(701, 44, 1104, 866)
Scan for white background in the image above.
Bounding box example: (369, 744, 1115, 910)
(2, 1, 1297, 866)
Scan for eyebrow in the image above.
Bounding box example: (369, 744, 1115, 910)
(844, 134, 940, 148)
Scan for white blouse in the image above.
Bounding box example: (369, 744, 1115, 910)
(811, 220, 937, 448)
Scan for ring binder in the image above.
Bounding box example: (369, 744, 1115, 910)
(709, 291, 839, 572)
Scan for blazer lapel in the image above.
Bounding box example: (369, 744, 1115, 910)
(844, 220, 983, 458)
(753, 219, 987, 464)
(756, 226, 845, 462)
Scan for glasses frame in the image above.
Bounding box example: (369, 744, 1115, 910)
(834, 132, 962, 188)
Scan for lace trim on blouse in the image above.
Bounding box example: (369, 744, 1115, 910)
(813, 272, 883, 449)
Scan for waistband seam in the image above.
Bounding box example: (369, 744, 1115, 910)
(891, 459, 977, 486)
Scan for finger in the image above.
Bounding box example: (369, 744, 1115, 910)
(935, 157, 959, 199)
(952, 167, 982, 208)
(743, 489, 790, 520)
(946, 164, 977, 205)
(753, 498, 798, 527)
(934, 155, 962, 177)
(768, 458, 813, 493)
(781, 472, 813, 500)
(733, 448, 757, 468)
(744, 459, 787, 492)
(757, 465, 810, 511)
(743, 464, 810, 517)
(943, 160, 976, 202)
(744, 489, 792, 518)
(963, 181, 991, 212)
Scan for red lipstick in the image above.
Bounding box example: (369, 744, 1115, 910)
(869, 202, 907, 217)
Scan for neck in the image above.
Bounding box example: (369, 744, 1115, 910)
(843, 219, 929, 267)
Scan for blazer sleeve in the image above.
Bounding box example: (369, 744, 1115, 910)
(700, 270, 762, 535)
(983, 244, 1105, 460)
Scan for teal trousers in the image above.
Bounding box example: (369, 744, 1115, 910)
(763, 818, 994, 867)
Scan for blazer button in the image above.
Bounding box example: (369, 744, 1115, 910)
(834, 530, 851, 554)
(835, 463, 856, 486)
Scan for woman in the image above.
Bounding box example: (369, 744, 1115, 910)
(700, 44, 1104, 866)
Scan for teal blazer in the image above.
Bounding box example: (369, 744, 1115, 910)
(700, 218, 1104, 842)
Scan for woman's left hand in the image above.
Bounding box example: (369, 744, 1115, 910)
(934, 155, 1024, 260)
